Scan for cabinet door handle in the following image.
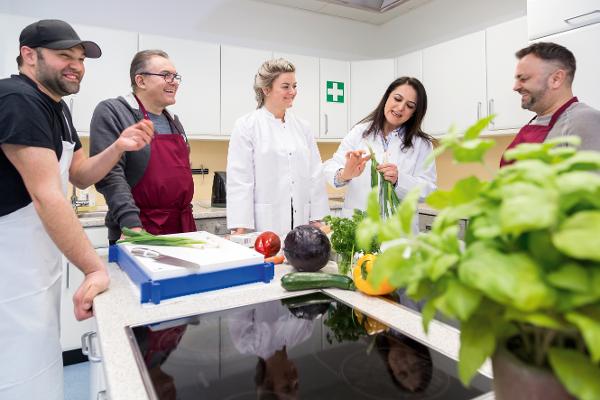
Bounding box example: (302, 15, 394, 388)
(324, 113, 329, 135)
(82, 331, 102, 363)
(66, 261, 70, 289)
(488, 99, 495, 125)
(477, 102, 482, 120)
(564, 10, 600, 25)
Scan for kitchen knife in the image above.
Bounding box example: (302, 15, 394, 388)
(131, 247, 201, 269)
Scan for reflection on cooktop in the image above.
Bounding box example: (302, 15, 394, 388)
(127, 293, 491, 399)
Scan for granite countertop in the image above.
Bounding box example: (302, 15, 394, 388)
(92, 259, 491, 399)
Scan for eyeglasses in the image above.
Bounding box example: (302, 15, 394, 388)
(139, 72, 182, 84)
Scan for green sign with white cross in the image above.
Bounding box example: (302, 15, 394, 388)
(326, 81, 345, 103)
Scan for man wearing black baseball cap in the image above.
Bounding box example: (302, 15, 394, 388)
(0, 19, 154, 399)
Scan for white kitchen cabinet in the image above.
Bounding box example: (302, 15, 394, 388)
(486, 17, 533, 130)
(320, 58, 350, 138)
(538, 22, 600, 111)
(221, 45, 273, 135)
(69, 24, 138, 135)
(350, 58, 395, 126)
(274, 52, 320, 138)
(139, 34, 221, 137)
(60, 226, 108, 352)
(395, 50, 422, 81)
(0, 14, 35, 79)
(528, 0, 600, 39)
(422, 31, 487, 135)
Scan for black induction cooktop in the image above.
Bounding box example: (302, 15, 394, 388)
(126, 293, 491, 399)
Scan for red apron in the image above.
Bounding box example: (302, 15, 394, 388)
(500, 97, 578, 167)
(131, 96, 196, 234)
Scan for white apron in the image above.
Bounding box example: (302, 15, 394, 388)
(0, 140, 74, 400)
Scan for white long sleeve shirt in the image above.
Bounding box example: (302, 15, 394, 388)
(227, 107, 330, 236)
(323, 122, 437, 227)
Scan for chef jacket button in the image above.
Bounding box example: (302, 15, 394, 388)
(289, 152, 292, 155)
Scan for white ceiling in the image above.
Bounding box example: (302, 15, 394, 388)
(256, 0, 432, 25)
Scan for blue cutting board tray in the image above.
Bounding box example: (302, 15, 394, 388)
(109, 244, 275, 304)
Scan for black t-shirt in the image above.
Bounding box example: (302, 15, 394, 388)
(0, 74, 82, 217)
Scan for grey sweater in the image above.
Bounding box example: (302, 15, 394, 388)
(90, 93, 186, 241)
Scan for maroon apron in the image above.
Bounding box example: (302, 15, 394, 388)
(500, 97, 578, 167)
(131, 96, 196, 234)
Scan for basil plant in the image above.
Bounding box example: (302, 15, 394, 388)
(357, 115, 600, 400)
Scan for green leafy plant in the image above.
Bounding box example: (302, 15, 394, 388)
(357, 117, 600, 400)
(324, 210, 379, 275)
(324, 302, 368, 344)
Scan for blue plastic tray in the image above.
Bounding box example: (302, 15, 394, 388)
(108, 245, 275, 304)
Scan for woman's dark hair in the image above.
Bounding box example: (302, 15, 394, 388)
(375, 333, 433, 393)
(359, 76, 433, 150)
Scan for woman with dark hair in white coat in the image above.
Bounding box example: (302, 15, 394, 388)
(227, 58, 329, 237)
(323, 77, 437, 232)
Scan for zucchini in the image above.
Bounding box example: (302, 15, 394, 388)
(281, 272, 355, 291)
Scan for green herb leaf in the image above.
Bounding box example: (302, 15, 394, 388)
(553, 211, 600, 262)
(565, 310, 600, 363)
(503, 308, 568, 330)
(547, 263, 591, 293)
(434, 278, 482, 321)
(499, 182, 559, 236)
(458, 314, 496, 385)
(548, 348, 600, 400)
(459, 242, 556, 312)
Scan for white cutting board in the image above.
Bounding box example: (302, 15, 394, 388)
(119, 231, 265, 280)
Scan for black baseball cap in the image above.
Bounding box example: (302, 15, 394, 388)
(19, 19, 102, 58)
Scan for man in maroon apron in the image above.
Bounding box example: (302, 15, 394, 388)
(91, 50, 196, 243)
(500, 42, 600, 167)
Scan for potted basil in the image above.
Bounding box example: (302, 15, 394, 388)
(357, 116, 600, 400)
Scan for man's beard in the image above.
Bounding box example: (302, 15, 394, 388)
(35, 51, 81, 97)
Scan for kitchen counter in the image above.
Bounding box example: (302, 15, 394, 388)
(92, 259, 491, 399)
(77, 199, 346, 228)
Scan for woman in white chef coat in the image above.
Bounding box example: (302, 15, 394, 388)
(323, 77, 437, 230)
(227, 58, 329, 236)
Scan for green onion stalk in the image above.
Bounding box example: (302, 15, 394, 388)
(367, 145, 400, 219)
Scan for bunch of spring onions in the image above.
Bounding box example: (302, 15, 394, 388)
(117, 227, 206, 247)
(367, 145, 400, 219)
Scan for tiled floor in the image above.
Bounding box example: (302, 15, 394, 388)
(64, 362, 90, 400)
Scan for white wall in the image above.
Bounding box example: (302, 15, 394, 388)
(0, 0, 379, 60)
(376, 0, 527, 57)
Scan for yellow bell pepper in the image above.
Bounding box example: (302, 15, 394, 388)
(353, 254, 396, 296)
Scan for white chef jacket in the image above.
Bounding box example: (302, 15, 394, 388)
(323, 122, 437, 229)
(228, 301, 314, 360)
(227, 107, 330, 236)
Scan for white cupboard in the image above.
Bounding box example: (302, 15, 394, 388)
(350, 58, 395, 126)
(60, 226, 108, 352)
(422, 31, 487, 135)
(220, 45, 273, 135)
(486, 17, 533, 130)
(70, 24, 138, 135)
(538, 22, 600, 111)
(528, 0, 600, 39)
(139, 34, 221, 136)
(320, 58, 350, 139)
(274, 52, 320, 138)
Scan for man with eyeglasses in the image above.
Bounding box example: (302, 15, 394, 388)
(90, 49, 195, 244)
(0, 20, 153, 398)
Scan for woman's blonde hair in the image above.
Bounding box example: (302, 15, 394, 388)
(253, 58, 295, 108)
